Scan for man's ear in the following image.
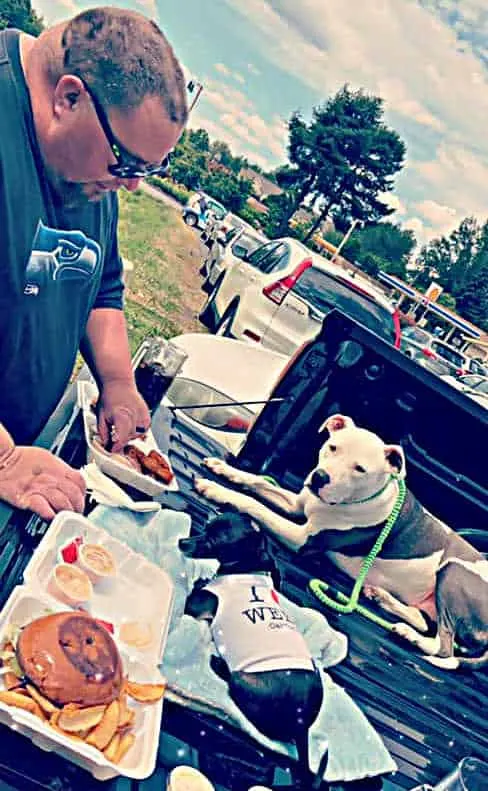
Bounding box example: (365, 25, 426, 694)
(384, 445, 406, 477)
(53, 74, 85, 118)
(319, 414, 355, 434)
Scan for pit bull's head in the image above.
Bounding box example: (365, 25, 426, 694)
(305, 414, 405, 506)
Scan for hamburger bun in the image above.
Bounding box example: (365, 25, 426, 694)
(16, 612, 123, 707)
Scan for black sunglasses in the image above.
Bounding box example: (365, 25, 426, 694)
(79, 77, 171, 179)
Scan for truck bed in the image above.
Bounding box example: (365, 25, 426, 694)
(0, 315, 487, 790)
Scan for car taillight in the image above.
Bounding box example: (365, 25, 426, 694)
(422, 347, 437, 359)
(262, 258, 312, 305)
(456, 368, 466, 377)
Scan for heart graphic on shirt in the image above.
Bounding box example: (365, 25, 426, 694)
(271, 590, 280, 604)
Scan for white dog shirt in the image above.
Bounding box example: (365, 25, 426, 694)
(203, 573, 314, 673)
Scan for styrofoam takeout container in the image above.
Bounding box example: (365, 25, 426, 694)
(0, 512, 175, 781)
(77, 380, 178, 497)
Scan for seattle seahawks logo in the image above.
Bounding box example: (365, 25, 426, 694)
(24, 220, 101, 295)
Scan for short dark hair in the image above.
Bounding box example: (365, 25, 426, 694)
(59, 6, 188, 123)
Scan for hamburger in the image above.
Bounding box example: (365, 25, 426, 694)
(16, 612, 123, 707)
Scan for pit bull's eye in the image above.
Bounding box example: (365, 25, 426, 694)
(329, 444, 337, 452)
(355, 464, 366, 473)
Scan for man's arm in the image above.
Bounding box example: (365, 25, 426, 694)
(80, 196, 150, 451)
(80, 307, 134, 391)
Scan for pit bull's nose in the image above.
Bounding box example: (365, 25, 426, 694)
(310, 469, 331, 493)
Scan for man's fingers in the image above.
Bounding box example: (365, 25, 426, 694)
(21, 493, 56, 522)
(43, 488, 74, 514)
(110, 410, 133, 452)
(64, 467, 86, 496)
(97, 411, 110, 448)
(60, 478, 86, 512)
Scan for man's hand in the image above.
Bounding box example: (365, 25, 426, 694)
(97, 380, 151, 452)
(0, 445, 86, 521)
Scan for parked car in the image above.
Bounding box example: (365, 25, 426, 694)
(199, 237, 401, 355)
(401, 326, 485, 377)
(161, 332, 288, 454)
(182, 192, 227, 231)
(200, 223, 268, 293)
(441, 373, 488, 407)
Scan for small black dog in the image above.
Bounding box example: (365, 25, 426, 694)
(179, 509, 324, 787)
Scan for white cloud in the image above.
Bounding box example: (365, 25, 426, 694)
(214, 63, 246, 85)
(214, 62, 232, 78)
(415, 199, 458, 231)
(247, 63, 261, 76)
(220, 0, 488, 242)
(190, 77, 287, 169)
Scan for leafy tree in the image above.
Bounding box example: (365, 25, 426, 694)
(236, 204, 265, 230)
(208, 140, 243, 175)
(188, 128, 210, 152)
(260, 192, 297, 238)
(415, 217, 479, 293)
(278, 86, 406, 239)
(203, 171, 252, 213)
(354, 221, 415, 279)
(415, 216, 488, 329)
(0, 0, 43, 34)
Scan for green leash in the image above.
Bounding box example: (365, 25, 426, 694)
(309, 478, 407, 623)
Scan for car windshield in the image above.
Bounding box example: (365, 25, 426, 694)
(292, 267, 396, 343)
(208, 201, 226, 220)
(474, 380, 488, 395)
(432, 343, 465, 367)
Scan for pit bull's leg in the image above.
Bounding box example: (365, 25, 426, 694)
(194, 477, 307, 550)
(364, 585, 430, 633)
(204, 457, 305, 517)
(392, 623, 446, 655)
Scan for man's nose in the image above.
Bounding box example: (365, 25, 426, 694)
(311, 469, 331, 492)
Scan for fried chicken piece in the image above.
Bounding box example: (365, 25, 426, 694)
(122, 446, 174, 484)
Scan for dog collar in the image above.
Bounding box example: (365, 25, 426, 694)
(341, 474, 398, 506)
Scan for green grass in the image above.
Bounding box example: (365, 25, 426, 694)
(118, 189, 203, 352)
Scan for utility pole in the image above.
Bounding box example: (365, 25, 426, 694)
(187, 79, 204, 112)
(330, 218, 359, 264)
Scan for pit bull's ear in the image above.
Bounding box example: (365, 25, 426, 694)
(319, 414, 355, 434)
(384, 445, 406, 477)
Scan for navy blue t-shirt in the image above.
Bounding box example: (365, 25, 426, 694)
(0, 30, 124, 444)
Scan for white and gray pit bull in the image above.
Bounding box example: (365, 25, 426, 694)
(195, 414, 488, 670)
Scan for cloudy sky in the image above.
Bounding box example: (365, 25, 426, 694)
(34, 0, 488, 245)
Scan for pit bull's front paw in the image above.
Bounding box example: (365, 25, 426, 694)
(392, 622, 422, 646)
(363, 585, 383, 603)
(194, 477, 237, 506)
(204, 457, 242, 483)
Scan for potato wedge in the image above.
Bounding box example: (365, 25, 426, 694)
(0, 690, 38, 714)
(113, 731, 135, 764)
(85, 700, 119, 751)
(25, 685, 58, 716)
(117, 709, 135, 732)
(103, 732, 121, 762)
(126, 680, 166, 703)
(58, 704, 107, 733)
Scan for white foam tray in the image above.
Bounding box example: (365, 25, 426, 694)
(23, 512, 174, 665)
(77, 380, 178, 497)
(0, 512, 175, 781)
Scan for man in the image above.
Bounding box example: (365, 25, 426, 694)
(0, 7, 188, 521)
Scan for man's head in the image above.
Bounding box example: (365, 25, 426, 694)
(26, 6, 188, 202)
